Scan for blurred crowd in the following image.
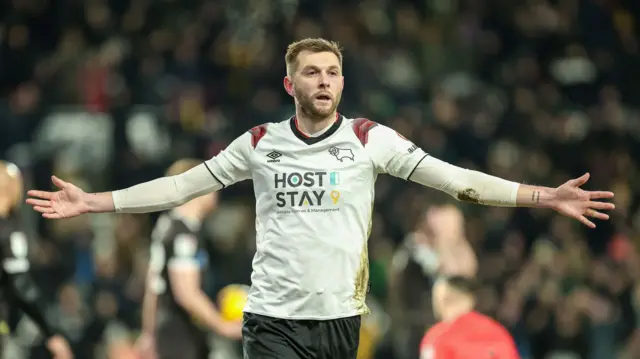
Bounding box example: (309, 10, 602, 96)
(2, 0, 640, 358)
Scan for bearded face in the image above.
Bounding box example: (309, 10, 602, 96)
(293, 81, 342, 121)
(286, 51, 344, 122)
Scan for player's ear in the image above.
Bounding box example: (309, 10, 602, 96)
(283, 76, 295, 97)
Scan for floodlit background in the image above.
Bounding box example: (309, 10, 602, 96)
(1, 0, 639, 358)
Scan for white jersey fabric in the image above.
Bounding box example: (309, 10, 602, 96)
(203, 115, 427, 320)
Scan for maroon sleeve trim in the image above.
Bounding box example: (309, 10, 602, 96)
(351, 118, 378, 146)
(248, 124, 269, 149)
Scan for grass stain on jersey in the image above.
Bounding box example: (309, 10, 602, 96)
(354, 202, 374, 315)
(457, 188, 480, 203)
(354, 240, 370, 315)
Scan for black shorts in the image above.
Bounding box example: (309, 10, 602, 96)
(242, 312, 361, 359)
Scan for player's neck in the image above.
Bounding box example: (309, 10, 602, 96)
(294, 112, 337, 136)
(441, 301, 474, 322)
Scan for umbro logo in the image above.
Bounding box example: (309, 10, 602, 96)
(266, 151, 282, 163)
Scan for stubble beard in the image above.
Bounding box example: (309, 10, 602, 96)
(295, 87, 341, 122)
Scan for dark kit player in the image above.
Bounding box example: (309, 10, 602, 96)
(0, 161, 72, 359)
(136, 159, 241, 359)
(28, 38, 614, 359)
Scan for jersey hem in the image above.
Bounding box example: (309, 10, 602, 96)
(242, 309, 367, 321)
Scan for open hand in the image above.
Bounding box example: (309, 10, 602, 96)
(26, 176, 89, 219)
(553, 173, 615, 228)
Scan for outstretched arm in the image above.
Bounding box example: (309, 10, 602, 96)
(409, 157, 613, 227)
(27, 133, 253, 218)
(363, 122, 615, 228)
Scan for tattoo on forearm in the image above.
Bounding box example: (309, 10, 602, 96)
(532, 191, 540, 204)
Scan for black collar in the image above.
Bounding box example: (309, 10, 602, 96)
(290, 113, 343, 145)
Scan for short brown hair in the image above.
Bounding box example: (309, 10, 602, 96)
(166, 159, 201, 177)
(285, 38, 343, 75)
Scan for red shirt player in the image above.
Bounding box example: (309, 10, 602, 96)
(420, 276, 520, 359)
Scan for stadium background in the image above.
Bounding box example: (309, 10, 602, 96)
(1, 0, 640, 358)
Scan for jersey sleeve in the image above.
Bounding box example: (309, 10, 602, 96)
(1, 231, 30, 274)
(166, 233, 205, 270)
(203, 132, 253, 188)
(364, 124, 428, 179)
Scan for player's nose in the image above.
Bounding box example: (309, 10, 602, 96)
(318, 73, 330, 87)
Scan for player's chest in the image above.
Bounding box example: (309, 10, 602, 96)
(251, 139, 372, 182)
(249, 138, 373, 205)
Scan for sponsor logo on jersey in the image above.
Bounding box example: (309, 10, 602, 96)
(328, 146, 354, 162)
(329, 171, 340, 185)
(408, 144, 418, 154)
(273, 172, 342, 211)
(266, 150, 282, 163)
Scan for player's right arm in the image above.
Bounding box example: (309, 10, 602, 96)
(26, 132, 253, 218)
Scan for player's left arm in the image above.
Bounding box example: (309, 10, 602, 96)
(1, 232, 57, 339)
(364, 122, 615, 227)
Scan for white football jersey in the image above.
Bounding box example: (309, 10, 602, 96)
(204, 115, 428, 319)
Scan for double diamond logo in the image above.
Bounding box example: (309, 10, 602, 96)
(266, 151, 282, 163)
(266, 151, 282, 160)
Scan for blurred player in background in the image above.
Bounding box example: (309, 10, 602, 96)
(418, 205, 518, 358)
(389, 202, 476, 359)
(0, 161, 73, 359)
(27, 38, 615, 359)
(425, 204, 477, 278)
(136, 159, 241, 359)
(420, 276, 519, 359)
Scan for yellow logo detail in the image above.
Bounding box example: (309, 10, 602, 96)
(330, 190, 341, 204)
